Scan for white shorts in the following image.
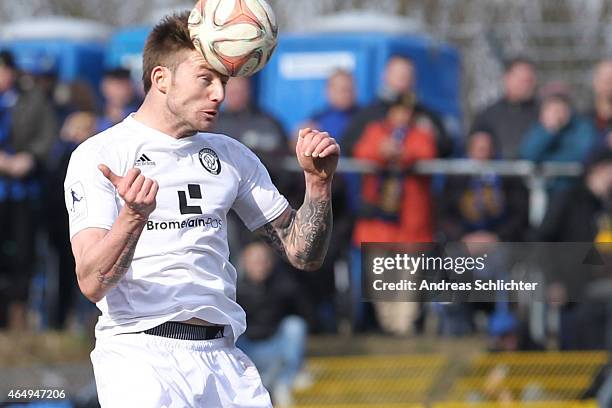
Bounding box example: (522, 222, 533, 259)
(91, 332, 272, 408)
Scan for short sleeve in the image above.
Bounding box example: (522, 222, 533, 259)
(64, 143, 119, 239)
(232, 147, 289, 231)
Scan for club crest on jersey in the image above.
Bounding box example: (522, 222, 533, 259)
(199, 148, 221, 175)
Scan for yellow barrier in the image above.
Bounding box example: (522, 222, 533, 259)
(447, 351, 607, 401)
(294, 355, 447, 406)
(433, 401, 597, 408)
(293, 351, 606, 406)
(296, 405, 425, 408)
(295, 402, 597, 408)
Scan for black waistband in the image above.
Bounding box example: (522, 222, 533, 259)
(143, 321, 224, 340)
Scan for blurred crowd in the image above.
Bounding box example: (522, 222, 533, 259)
(0, 47, 611, 404)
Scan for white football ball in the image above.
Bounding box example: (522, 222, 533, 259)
(188, 0, 278, 77)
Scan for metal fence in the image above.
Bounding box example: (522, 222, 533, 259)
(281, 157, 584, 226)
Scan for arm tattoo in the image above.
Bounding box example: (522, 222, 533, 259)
(258, 194, 332, 270)
(261, 221, 288, 261)
(289, 196, 332, 270)
(97, 232, 139, 286)
(259, 209, 295, 262)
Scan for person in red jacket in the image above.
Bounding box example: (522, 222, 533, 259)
(351, 92, 437, 335)
(353, 91, 437, 245)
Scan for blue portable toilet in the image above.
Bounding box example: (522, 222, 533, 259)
(257, 11, 462, 139)
(0, 17, 111, 87)
(105, 26, 152, 86)
(105, 4, 194, 83)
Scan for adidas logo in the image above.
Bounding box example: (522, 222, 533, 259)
(135, 153, 156, 167)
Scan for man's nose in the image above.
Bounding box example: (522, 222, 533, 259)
(210, 82, 225, 102)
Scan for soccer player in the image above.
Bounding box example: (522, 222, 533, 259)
(64, 13, 339, 408)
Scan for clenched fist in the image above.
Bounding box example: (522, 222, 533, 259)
(296, 128, 340, 182)
(99, 165, 158, 221)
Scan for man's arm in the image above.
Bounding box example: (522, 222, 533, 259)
(71, 166, 158, 302)
(256, 128, 339, 271)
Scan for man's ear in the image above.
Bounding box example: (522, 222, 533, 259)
(151, 66, 169, 94)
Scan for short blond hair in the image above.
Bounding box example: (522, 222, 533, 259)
(142, 12, 195, 94)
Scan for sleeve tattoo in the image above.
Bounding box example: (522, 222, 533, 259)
(258, 195, 332, 270)
(97, 232, 139, 286)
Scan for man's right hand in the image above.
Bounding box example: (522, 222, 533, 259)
(98, 165, 158, 221)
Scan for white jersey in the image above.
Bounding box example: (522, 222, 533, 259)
(64, 114, 289, 341)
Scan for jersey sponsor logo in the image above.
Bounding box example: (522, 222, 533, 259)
(178, 184, 204, 215)
(66, 182, 87, 221)
(146, 216, 223, 231)
(135, 153, 156, 167)
(198, 148, 221, 175)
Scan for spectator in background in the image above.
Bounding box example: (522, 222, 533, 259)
(353, 91, 437, 244)
(305, 69, 360, 210)
(588, 59, 612, 134)
(439, 129, 529, 243)
(436, 129, 529, 336)
(352, 92, 436, 335)
(46, 111, 97, 329)
(538, 150, 612, 243)
(536, 151, 612, 351)
(0, 50, 58, 330)
(55, 80, 99, 123)
(342, 55, 452, 158)
(471, 57, 539, 159)
(520, 83, 597, 193)
(96, 68, 138, 132)
(587, 59, 612, 153)
(17, 54, 59, 103)
(307, 69, 358, 148)
(290, 70, 356, 333)
(236, 241, 311, 407)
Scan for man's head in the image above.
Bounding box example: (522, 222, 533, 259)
(326, 69, 355, 111)
(0, 50, 17, 93)
(467, 130, 496, 161)
(241, 241, 275, 283)
(224, 76, 251, 113)
(383, 56, 415, 95)
(142, 12, 229, 132)
(540, 90, 572, 132)
(593, 59, 612, 100)
(503, 57, 537, 103)
(101, 68, 135, 109)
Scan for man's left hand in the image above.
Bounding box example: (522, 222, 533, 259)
(296, 128, 340, 182)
